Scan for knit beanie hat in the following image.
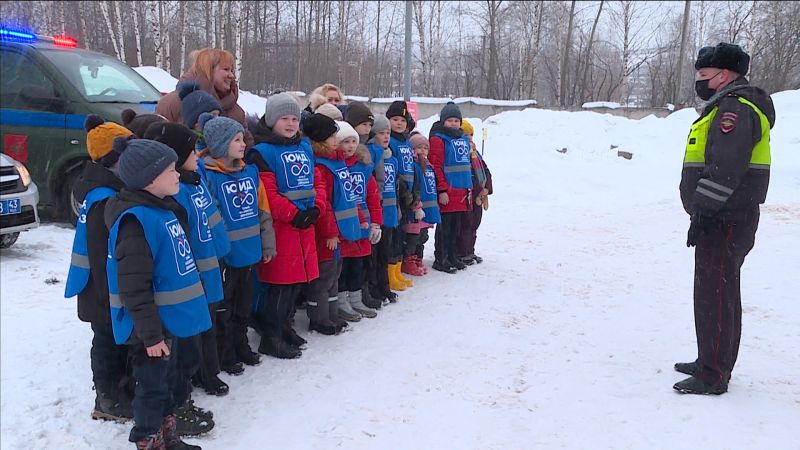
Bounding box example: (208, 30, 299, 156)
(178, 81, 222, 128)
(117, 138, 178, 190)
(263, 92, 302, 128)
(410, 132, 429, 150)
(335, 121, 359, 144)
(345, 101, 374, 128)
(84, 114, 133, 163)
(315, 103, 343, 121)
(304, 114, 340, 143)
(439, 101, 462, 122)
(121, 109, 168, 138)
(143, 122, 198, 169)
(199, 113, 244, 159)
(372, 115, 390, 133)
(461, 119, 475, 136)
(695, 42, 750, 76)
(385, 100, 408, 119)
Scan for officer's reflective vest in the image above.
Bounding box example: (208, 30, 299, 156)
(315, 158, 362, 241)
(348, 161, 373, 240)
(107, 206, 211, 345)
(381, 155, 399, 228)
(173, 179, 225, 303)
(203, 164, 262, 268)
(252, 140, 316, 210)
(65, 187, 117, 298)
(683, 96, 771, 170)
(433, 132, 473, 189)
(416, 161, 442, 224)
(389, 136, 415, 190)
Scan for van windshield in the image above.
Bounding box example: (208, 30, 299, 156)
(39, 49, 161, 104)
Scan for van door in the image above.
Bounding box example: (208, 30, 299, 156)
(0, 46, 68, 211)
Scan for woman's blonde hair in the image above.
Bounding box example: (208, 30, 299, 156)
(189, 48, 236, 83)
(311, 83, 345, 102)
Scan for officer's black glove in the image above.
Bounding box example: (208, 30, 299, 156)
(687, 210, 717, 247)
(291, 210, 308, 229)
(303, 207, 321, 228)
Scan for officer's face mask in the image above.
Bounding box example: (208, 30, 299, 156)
(695, 70, 723, 101)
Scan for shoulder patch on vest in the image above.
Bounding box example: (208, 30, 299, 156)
(719, 112, 737, 134)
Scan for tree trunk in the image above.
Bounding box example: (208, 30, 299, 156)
(150, 1, 163, 69)
(621, 0, 632, 104)
(413, 1, 428, 93)
(113, 0, 127, 63)
(560, 0, 576, 106)
(487, 0, 502, 99)
(530, 0, 544, 99)
(675, 0, 692, 103)
(79, 1, 90, 50)
(163, 1, 171, 74)
(131, 1, 143, 66)
(579, 0, 604, 103)
(234, 2, 245, 82)
(206, 0, 213, 46)
(99, 2, 121, 60)
(179, 1, 186, 74)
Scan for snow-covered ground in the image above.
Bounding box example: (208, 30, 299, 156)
(2, 90, 799, 449)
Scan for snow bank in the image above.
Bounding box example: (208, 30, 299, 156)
(2, 89, 799, 450)
(582, 101, 622, 109)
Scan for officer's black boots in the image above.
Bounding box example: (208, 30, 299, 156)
(673, 376, 727, 395)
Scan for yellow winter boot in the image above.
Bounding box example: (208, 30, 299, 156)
(388, 263, 407, 291)
(395, 262, 413, 288)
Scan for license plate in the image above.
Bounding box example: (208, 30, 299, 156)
(0, 198, 21, 215)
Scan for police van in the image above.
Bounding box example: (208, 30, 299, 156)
(0, 26, 162, 221)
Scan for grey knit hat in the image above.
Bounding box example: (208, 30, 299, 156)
(199, 113, 245, 159)
(439, 101, 462, 122)
(117, 138, 178, 190)
(372, 115, 390, 133)
(264, 92, 302, 128)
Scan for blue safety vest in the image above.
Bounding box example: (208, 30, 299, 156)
(389, 136, 415, 190)
(173, 179, 225, 303)
(203, 164, 262, 268)
(107, 206, 211, 345)
(65, 186, 117, 298)
(433, 132, 473, 189)
(195, 161, 231, 259)
(417, 161, 442, 224)
(381, 155, 399, 228)
(367, 142, 385, 177)
(348, 161, 373, 240)
(251, 140, 316, 210)
(315, 158, 362, 241)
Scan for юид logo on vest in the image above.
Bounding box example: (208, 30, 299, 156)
(221, 177, 257, 221)
(349, 171, 366, 203)
(190, 184, 213, 242)
(453, 138, 470, 163)
(384, 163, 395, 190)
(166, 218, 197, 276)
(400, 144, 414, 172)
(281, 150, 312, 188)
(424, 167, 437, 194)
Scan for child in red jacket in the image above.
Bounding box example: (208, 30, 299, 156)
(336, 121, 383, 320)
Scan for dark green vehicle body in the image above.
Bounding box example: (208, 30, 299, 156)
(0, 39, 161, 220)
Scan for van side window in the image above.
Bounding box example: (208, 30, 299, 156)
(0, 49, 63, 113)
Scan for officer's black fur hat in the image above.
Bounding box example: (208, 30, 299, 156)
(695, 42, 750, 76)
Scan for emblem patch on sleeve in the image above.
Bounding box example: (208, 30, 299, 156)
(719, 111, 737, 134)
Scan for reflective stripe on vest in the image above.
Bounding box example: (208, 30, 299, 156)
(252, 141, 316, 210)
(173, 178, 225, 302)
(390, 136, 415, 190)
(65, 186, 117, 298)
(683, 96, 771, 170)
(381, 156, 399, 228)
(434, 132, 473, 189)
(316, 158, 362, 241)
(417, 162, 442, 224)
(107, 206, 211, 344)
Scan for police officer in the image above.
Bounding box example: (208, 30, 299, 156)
(674, 43, 775, 395)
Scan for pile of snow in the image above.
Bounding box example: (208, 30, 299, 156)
(582, 101, 622, 109)
(372, 96, 537, 106)
(2, 89, 799, 449)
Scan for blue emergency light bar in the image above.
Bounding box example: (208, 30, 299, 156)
(0, 25, 77, 47)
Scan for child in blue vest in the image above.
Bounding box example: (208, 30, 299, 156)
(404, 133, 442, 275)
(105, 138, 212, 450)
(366, 115, 400, 305)
(247, 93, 325, 359)
(143, 121, 231, 408)
(385, 101, 418, 290)
(336, 121, 383, 320)
(65, 115, 134, 423)
(198, 113, 277, 376)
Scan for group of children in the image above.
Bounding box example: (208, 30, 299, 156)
(66, 84, 491, 449)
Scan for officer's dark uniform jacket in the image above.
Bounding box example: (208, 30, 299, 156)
(104, 189, 211, 347)
(68, 161, 125, 324)
(680, 78, 775, 218)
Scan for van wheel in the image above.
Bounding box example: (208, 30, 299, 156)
(0, 232, 20, 249)
(59, 169, 81, 224)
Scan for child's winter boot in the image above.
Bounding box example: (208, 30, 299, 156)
(388, 263, 407, 291)
(401, 256, 425, 276)
(413, 256, 428, 274)
(162, 414, 202, 450)
(395, 263, 414, 287)
(175, 402, 214, 437)
(337, 291, 362, 322)
(328, 297, 349, 331)
(349, 290, 377, 318)
(135, 430, 165, 450)
(91, 389, 133, 422)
